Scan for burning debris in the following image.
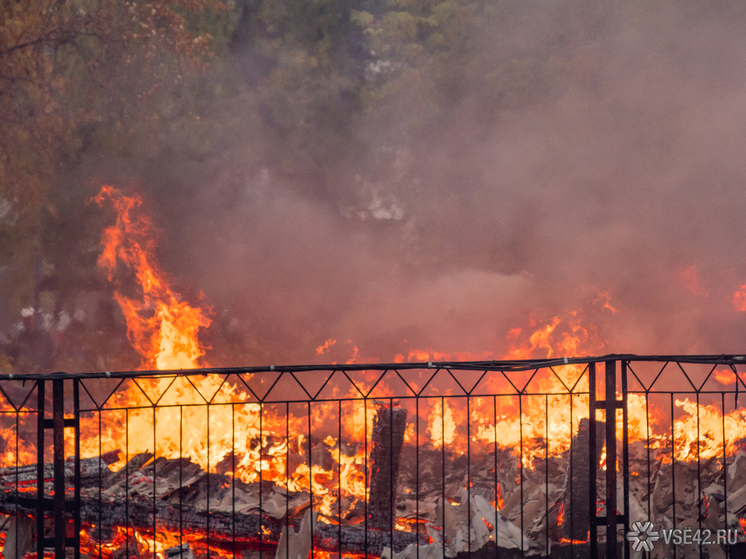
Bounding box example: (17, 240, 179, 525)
(2, 365, 746, 559)
(367, 404, 407, 531)
(3, 190, 746, 559)
(559, 418, 605, 542)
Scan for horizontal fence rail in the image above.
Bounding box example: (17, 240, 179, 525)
(0, 355, 745, 559)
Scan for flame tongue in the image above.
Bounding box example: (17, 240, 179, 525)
(92, 186, 211, 370)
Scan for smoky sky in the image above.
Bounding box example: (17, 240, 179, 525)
(98, 0, 746, 365)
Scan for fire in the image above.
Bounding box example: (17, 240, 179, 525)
(715, 368, 738, 384)
(92, 186, 211, 370)
(504, 316, 562, 360)
(673, 398, 746, 461)
(316, 339, 337, 355)
(407, 350, 431, 362)
(8, 186, 745, 556)
(429, 399, 457, 448)
(81, 524, 242, 559)
(594, 290, 617, 313)
(559, 536, 590, 544)
(470, 314, 598, 466)
(79, 526, 131, 559)
(403, 312, 658, 468)
(86, 186, 371, 532)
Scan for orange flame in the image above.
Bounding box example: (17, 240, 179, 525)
(559, 536, 590, 544)
(429, 399, 458, 449)
(316, 338, 337, 355)
(672, 398, 746, 461)
(91, 186, 211, 370)
(594, 290, 617, 313)
(715, 369, 737, 384)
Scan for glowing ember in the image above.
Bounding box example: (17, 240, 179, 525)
(559, 536, 590, 544)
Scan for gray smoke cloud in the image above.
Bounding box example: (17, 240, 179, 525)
(121, 0, 746, 365)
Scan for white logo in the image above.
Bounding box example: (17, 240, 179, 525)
(626, 521, 660, 552)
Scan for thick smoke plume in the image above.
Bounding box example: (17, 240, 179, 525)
(90, 0, 746, 366)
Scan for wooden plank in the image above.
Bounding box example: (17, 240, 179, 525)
(560, 418, 604, 542)
(368, 404, 407, 531)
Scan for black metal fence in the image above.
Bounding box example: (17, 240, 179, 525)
(1, 355, 746, 559)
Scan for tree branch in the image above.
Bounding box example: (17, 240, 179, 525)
(0, 28, 106, 58)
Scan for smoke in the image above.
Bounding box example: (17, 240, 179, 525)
(92, 0, 746, 365)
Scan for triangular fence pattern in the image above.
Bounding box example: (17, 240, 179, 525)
(1, 355, 745, 559)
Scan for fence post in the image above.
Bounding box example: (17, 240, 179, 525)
(605, 360, 617, 559)
(52, 379, 66, 559)
(588, 363, 598, 559)
(36, 380, 45, 559)
(35, 376, 80, 559)
(621, 361, 630, 559)
(590, 360, 630, 559)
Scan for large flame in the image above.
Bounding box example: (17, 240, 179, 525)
(85, 187, 373, 557)
(92, 186, 211, 370)
(89, 188, 306, 480)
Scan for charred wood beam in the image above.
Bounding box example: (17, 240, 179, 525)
(560, 417, 604, 542)
(0, 452, 120, 490)
(368, 403, 407, 531)
(104, 452, 153, 487)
